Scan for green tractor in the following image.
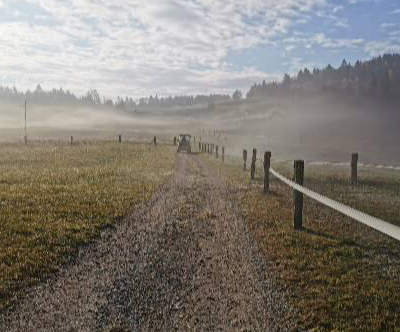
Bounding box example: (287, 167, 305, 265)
(177, 134, 191, 153)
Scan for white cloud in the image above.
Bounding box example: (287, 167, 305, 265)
(283, 32, 364, 50)
(4, 0, 397, 99)
(283, 57, 324, 75)
(380, 22, 397, 29)
(0, 0, 333, 98)
(334, 19, 350, 29)
(333, 5, 343, 13)
(365, 39, 400, 56)
(312, 33, 364, 48)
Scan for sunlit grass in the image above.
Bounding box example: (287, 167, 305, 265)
(0, 141, 175, 311)
(274, 161, 400, 227)
(204, 154, 400, 332)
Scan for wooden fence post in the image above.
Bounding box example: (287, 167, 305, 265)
(251, 148, 257, 180)
(154, 136, 157, 146)
(222, 147, 225, 162)
(264, 151, 271, 194)
(243, 149, 247, 171)
(199, 142, 201, 151)
(216, 145, 219, 158)
(294, 160, 304, 230)
(119, 135, 122, 144)
(71, 136, 74, 145)
(194, 136, 195, 144)
(174, 137, 177, 146)
(351, 153, 358, 184)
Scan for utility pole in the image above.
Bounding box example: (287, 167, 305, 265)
(24, 100, 27, 145)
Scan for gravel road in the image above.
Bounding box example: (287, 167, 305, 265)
(0, 153, 293, 332)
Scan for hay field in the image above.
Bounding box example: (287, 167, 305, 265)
(0, 141, 175, 310)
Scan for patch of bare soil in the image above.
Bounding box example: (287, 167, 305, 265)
(0, 153, 293, 331)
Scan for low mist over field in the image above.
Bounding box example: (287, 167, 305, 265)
(1, 90, 400, 166)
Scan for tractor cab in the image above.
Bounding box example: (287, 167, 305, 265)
(177, 134, 191, 153)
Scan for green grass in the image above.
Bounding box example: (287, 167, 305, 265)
(204, 154, 400, 332)
(0, 141, 175, 311)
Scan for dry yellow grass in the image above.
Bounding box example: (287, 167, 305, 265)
(0, 141, 175, 311)
(205, 154, 400, 332)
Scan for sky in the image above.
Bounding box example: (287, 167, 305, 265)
(0, 0, 400, 99)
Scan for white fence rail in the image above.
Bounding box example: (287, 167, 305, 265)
(270, 167, 400, 242)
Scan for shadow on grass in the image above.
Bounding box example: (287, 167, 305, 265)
(301, 226, 343, 242)
(265, 190, 283, 198)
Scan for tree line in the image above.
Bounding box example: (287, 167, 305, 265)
(247, 53, 400, 101)
(0, 84, 235, 111)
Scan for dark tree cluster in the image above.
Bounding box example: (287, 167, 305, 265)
(247, 54, 400, 100)
(0, 84, 233, 111)
(137, 93, 231, 108)
(0, 84, 137, 111)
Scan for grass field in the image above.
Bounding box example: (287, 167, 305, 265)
(0, 141, 175, 311)
(205, 154, 400, 332)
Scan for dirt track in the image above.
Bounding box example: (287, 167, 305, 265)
(0, 153, 292, 331)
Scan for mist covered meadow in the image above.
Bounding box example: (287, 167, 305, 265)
(1, 93, 399, 166)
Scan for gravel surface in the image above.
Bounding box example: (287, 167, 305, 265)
(0, 153, 293, 331)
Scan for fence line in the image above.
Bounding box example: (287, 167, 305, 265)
(207, 146, 400, 242)
(270, 167, 400, 242)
